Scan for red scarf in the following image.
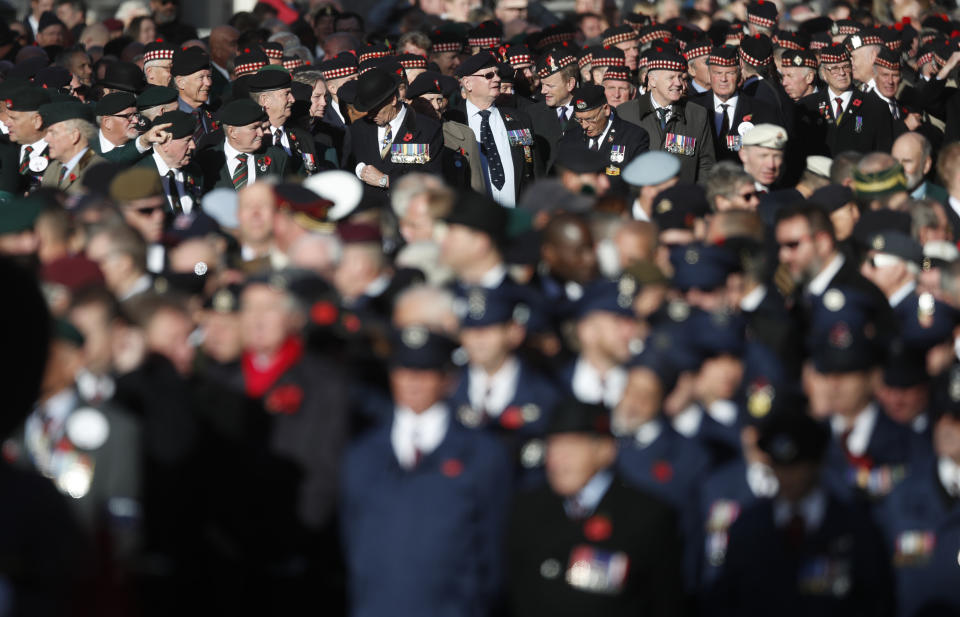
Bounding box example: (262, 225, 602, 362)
(242, 337, 304, 398)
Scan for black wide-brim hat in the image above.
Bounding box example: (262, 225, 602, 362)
(353, 67, 401, 113)
(97, 61, 146, 93)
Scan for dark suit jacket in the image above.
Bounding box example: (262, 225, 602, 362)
(0, 140, 46, 195)
(342, 105, 444, 188)
(798, 88, 894, 157)
(267, 122, 335, 176)
(558, 111, 650, 195)
(196, 142, 288, 192)
(689, 90, 780, 162)
(527, 101, 571, 171)
(617, 94, 715, 184)
(135, 154, 206, 212)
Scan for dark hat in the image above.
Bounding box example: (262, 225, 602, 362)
(95, 91, 136, 116)
(852, 209, 912, 245)
(602, 66, 631, 82)
(37, 11, 65, 33)
(352, 67, 401, 113)
(798, 16, 834, 37)
(623, 12, 652, 29)
(337, 221, 382, 244)
(443, 191, 509, 244)
(691, 308, 746, 358)
(684, 37, 713, 61)
(204, 284, 243, 313)
(572, 277, 637, 319)
(874, 46, 901, 70)
(8, 56, 49, 82)
(397, 53, 427, 70)
(810, 184, 855, 213)
(866, 230, 923, 265)
(652, 185, 710, 231)
(171, 47, 210, 77)
(39, 101, 94, 126)
(503, 44, 534, 67)
(809, 32, 832, 51)
(554, 140, 607, 174)
(669, 243, 738, 291)
(53, 318, 84, 347)
(639, 23, 673, 45)
(746, 0, 778, 29)
(757, 410, 829, 465)
(571, 84, 606, 112)
(261, 41, 284, 61)
(136, 85, 178, 110)
(644, 44, 687, 72)
(35, 66, 72, 91)
(852, 162, 908, 198)
(458, 286, 528, 328)
(337, 80, 358, 105)
(467, 20, 502, 49)
(430, 29, 465, 54)
(215, 98, 266, 126)
(591, 45, 626, 68)
(6, 86, 50, 111)
(247, 68, 292, 92)
(601, 25, 638, 47)
(845, 31, 884, 52)
(97, 60, 146, 93)
(780, 48, 818, 69)
(773, 29, 806, 51)
(708, 44, 739, 66)
(497, 63, 516, 83)
(357, 44, 392, 65)
(535, 50, 577, 78)
(819, 42, 850, 64)
(234, 47, 269, 76)
(831, 19, 864, 36)
(318, 52, 357, 80)
(546, 398, 612, 436)
(739, 34, 773, 67)
(389, 326, 455, 370)
(456, 51, 498, 78)
(109, 167, 163, 201)
(161, 211, 220, 248)
(807, 286, 883, 373)
(535, 24, 577, 49)
(153, 110, 197, 140)
(41, 255, 104, 291)
(143, 40, 176, 64)
(407, 70, 457, 98)
(0, 195, 43, 234)
(626, 345, 679, 395)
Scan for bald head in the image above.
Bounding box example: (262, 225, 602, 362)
(542, 213, 598, 284)
(892, 132, 933, 191)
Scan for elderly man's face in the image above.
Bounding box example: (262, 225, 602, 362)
(780, 66, 814, 101)
(310, 80, 328, 118)
(5, 109, 43, 144)
(463, 67, 501, 105)
(740, 145, 784, 186)
(603, 79, 633, 107)
(709, 64, 739, 98)
(874, 64, 901, 99)
(160, 135, 195, 168)
(432, 51, 461, 77)
(227, 121, 263, 152)
(615, 39, 640, 71)
(648, 69, 686, 104)
(260, 87, 294, 126)
(176, 69, 212, 104)
(68, 51, 93, 86)
(892, 137, 929, 191)
(574, 103, 610, 138)
(821, 60, 853, 93)
(851, 45, 880, 83)
(145, 60, 173, 87)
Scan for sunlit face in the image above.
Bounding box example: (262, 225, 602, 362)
(648, 69, 685, 104)
(780, 66, 814, 101)
(709, 64, 740, 98)
(159, 134, 195, 168)
(227, 121, 264, 152)
(176, 69, 212, 105)
(260, 87, 294, 126)
(740, 145, 784, 186)
(44, 121, 78, 161)
(145, 61, 172, 87)
(874, 64, 900, 99)
(5, 109, 43, 144)
(309, 80, 328, 118)
(106, 106, 141, 140)
(603, 79, 633, 107)
(614, 39, 640, 71)
(820, 60, 852, 93)
(540, 70, 576, 107)
(420, 92, 446, 116)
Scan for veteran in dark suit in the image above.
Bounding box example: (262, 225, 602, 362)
(559, 84, 650, 196)
(38, 101, 107, 195)
(526, 49, 580, 171)
(0, 84, 51, 195)
(171, 46, 219, 144)
(342, 67, 444, 191)
(248, 68, 325, 177)
(617, 46, 715, 184)
(136, 110, 205, 214)
(196, 98, 287, 192)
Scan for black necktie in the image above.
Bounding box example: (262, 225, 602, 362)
(166, 170, 183, 214)
(718, 103, 730, 137)
(478, 109, 505, 191)
(558, 106, 569, 132)
(274, 128, 284, 148)
(890, 102, 900, 120)
(657, 107, 669, 130)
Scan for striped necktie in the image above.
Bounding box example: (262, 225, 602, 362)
(380, 125, 393, 159)
(58, 165, 68, 187)
(232, 154, 249, 190)
(18, 145, 32, 175)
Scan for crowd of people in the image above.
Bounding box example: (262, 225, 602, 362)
(3, 0, 960, 615)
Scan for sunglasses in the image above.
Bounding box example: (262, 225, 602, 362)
(739, 191, 759, 201)
(134, 205, 164, 216)
(472, 70, 498, 80)
(779, 235, 809, 250)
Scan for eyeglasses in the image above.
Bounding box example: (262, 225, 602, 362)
(472, 70, 498, 80)
(824, 64, 852, 75)
(134, 205, 164, 216)
(739, 191, 759, 201)
(573, 108, 605, 124)
(112, 111, 139, 122)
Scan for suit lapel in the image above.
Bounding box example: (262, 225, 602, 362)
(500, 109, 526, 196)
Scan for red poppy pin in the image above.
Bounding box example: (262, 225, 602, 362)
(290, 132, 297, 141)
(442, 458, 464, 477)
(264, 155, 272, 165)
(500, 406, 524, 430)
(652, 460, 674, 483)
(742, 114, 752, 122)
(265, 384, 304, 415)
(852, 98, 862, 107)
(342, 313, 362, 333)
(458, 147, 466, 156)
(68, 173, 77, 183)
(583, 515, 612, 541)
(402, 132, 413, 142)
(310, 300, 339, 326)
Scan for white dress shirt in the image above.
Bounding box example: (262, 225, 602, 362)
(888, 280, 916, 309)
(773, 488, 827, 532)
(60, 147, 89, 180)
(146, 244, 165, 274)
(632, 198, 651, 221)
(806, 253, 845, 297)
(468, 356, 520, 417)
(827, 88, 854, 119)
(466, 100, 517, 208)
(831, 402, 878, 457)
(98, 130, 149, 155)
(713, 94, 738, 131)
(391, 403, 449, 469)
(938, 457, 960, 497)
(478, 263, 507, 289)
(588, 117, 614, 150)
(152, 151, 196, 214)
(571, 355, 627, 409)
(555, 101, 574, 124)
(651, 92, 673, 124)
(949, 196, 960, 225)
(224, 140, 258, 184)
(740, 284, 767, 312)
(19, 138, 47, 164)
(269, 124, 292, 156)
(873, 88, 900, 119)
(355, 105, 407, 180)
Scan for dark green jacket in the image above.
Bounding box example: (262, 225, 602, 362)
(196, 142, 288, 193)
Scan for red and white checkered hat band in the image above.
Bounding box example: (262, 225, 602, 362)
(399, 58, 427, 69)
(781, 55, 817, 69)
(603, 32, 638, 46)
(603, 68, 631, 81)
(578, 54, 592, 68)
(835, 25, 860, 35)
(810, 40, 829, 50)
(235, 61, 266, 75)
(684, 46, 710, 61)
(747, 14, 776, 28)
(739, 48, 770, 67)
(874, 57, 900, 70)
(508, 54, 532, 66)
(637, 57, 648, 70)
(886, 40, 902, 51)
(646, 59, 686, 71)
(468, 36, 501, 47)
(639, 30, 670, 44)
(283, 59, 303, 70)
(432, 42, 462, 53)
(358, 51, 391, 63)
(322, 66, 357, 79)
(708, 55, 738, 67)
(593, 56, 626, 67)
(726, 33, 744, 44)
(144, 50, 174, 63)
(536, 55, 576, 77)
(916, 51, 935, 66)
(775, 38, 803, 51)
(819, 51, 849, 64)
(264, 49, 283, 60)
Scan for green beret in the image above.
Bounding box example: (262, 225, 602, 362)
(53, 318, 85, 347)
(215, 98, 266, 126)
(136, 85, 178, 111)
(38, 101, 95, 127)
(153, 110, 197, 140)
(6, 86, 50, 112)
(95, 91, 137, 117)
(852, 163, 908, 198)
(248, 67, 292, 92)
(109, 167, 164, 202)
(0, 78, 30, 102)
(0, 195, 42, 234)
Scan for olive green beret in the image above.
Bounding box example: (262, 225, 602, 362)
(109, 167, 164, 202)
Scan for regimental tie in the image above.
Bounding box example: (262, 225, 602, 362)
(166, 170, 183, 214)
(274, 128, 284, 150)
(890, 101, 900, 120)
(557, 106, 569, 132)
(18, 145, 32, 175)
(380, 125, 393, 159)
(835, 97, 844, 122)
(58, 165, 68, 187)
(657, 107, 670, 130)
(192, 110, 205, 143)
(232, 154, 249, 190)
(478, 109, 505, 190)
(718, 103, 730, 137)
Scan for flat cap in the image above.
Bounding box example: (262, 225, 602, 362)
(571, 84, 606, 112)
(742, 123, 787, 149)
(6, 86, 50, 112)
(457, 286, 527, 328)
(153, 110, 197, 140)
(136, 85, 178, 110)
(247, 68, 292, 92)
(572, 277, 637, 319)
(623, 151, 680, 186)
(653, 185, 711, 231)
(171, 46, 210, 77)
(109, 167, 164, 201)
(95, 91, 136, 116)
(215, 98, 266, 126)
(455, 51, 497, 78)
(868, 230, 923, 266)
(39, 101, 94, 126)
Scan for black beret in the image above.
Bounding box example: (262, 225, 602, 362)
(546, 398, 612, 436)
(171, 47, 210, 77)
(143, 40, 176, 63)
(455, 51, 497, 78)
(39, 101, 94, 126)
(153, 110, 197, 140)
(443, 191, 509, 244)
(389, 326, 455, 370)
(136, 85, 178, 110)
(571, 84, 606, 112)
(8, 56, 49, 81)
(758, 410, 829, 465)
(215, 98, 266, 126)
(708, 44, 739, 66)
(810, 184, 855, 213)
(407, 70, 457, 99)
(95, 91, 137, 116)
(37, 11, 64, 33)
(233, 47, 269, 76)
(554, 141, 607, 174)
(291, 80, 313, 102)
(6, 86, 50, 112)
(35, 66, 71, 91)
(247, 67, 292, 92)
(497, 63, 515, 83)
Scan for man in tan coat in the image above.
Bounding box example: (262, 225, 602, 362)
(39, 101, 106, 195)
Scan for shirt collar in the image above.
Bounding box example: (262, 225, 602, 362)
(564, 469, 613, 518)
(223, 139, 247, 162)
(806, 252, 845, 296)
(62, 147, 88, 175)
(634, 419, 663, 448)
(650, 92, 671, 112)
(740, 284, 767, 312)
(572, 355, 627, 408)
(386, 104, 407, 136)
(467, 356, 520, 417)
(888, 280, 916, 308)
(827, 87, 853, 108)
(22, 137, 47, 155)
(938, 456, 960, 497)
(152, 150, 173, 176)
(632, 198, 650, 221)
(831, 402, 878, 457)
(392, 402, 450, 467)
(713, 93, 738, 110)
(774, 487, 827, 531)
(479, 263, 507, 288)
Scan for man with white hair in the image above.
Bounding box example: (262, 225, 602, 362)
(892, 131, 948, 203)
(39, 101, 106, 194)
(739, 123, 787, 192)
